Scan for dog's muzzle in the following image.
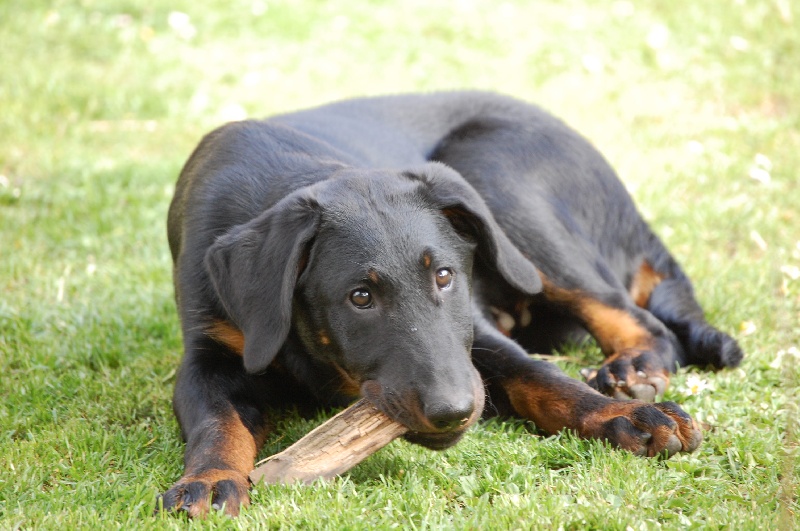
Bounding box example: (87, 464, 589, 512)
(360, 368, 486, 450)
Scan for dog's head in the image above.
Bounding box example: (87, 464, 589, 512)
(206, 162, 541, 448)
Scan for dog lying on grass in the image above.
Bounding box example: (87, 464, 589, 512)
(161, 91, 742, 516)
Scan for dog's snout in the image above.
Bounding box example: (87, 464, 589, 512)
(424, 399, 475, 432)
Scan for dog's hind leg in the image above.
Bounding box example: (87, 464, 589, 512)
(566, 247, 742, 398)
(471, 312, 702, 457)
(537, 274, 686, 402)
(629, 245, 743, 369)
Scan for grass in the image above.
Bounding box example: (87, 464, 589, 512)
(1, 0, 797, 528)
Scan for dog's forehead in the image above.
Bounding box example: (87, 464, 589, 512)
(322, 193, 442, 250)
(312, 175, 462, 270)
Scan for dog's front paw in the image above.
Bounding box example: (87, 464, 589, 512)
(157, 469, 250, 518)
(579, 399, 702, 457)
(582, 348, 670, 401)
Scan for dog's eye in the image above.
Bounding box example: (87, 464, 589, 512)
(350, 288, 373, 309)
(435, 268, 453, 290)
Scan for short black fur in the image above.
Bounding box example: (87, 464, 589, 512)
(161, 91, 742, 517)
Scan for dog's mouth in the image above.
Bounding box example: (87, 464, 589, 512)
(403, 429, 468, 450)
(359, 374, 485, 450)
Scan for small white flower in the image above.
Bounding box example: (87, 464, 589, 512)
(218, 102, 248, 122)
(748, 153, 773, 184)
(581, 54, 604, 74)
(740, 320, 757, 336)
(686, 140, 705, 155)
(683, 375, 714, 396)
(748, 166, 771, 185)
(754, 153, 773, 171)
(168, 11, 196, 41)
(646, 24, 670, 50)
(771, 347, 800, 369)
(730, 35, 749, 51)
(780, 265, 800, 281)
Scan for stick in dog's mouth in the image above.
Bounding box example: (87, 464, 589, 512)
(249, 399, 408, 485)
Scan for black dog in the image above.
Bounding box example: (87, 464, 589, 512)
(162, 92, 742, 516)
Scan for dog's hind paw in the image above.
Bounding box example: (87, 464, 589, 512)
(582, 348, 670, 402)
(687, 323, 744, 368)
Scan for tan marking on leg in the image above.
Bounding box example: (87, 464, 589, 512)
(220, 415, 260, 472)
(178, 412, 260, 517)
(207, 320, 245, 356)
(184, 412, 260, 478)
(504, 379, 579, 434)
(540, 275, 652, 355)
(629, 261, 665, 308)
(578, 299, 652, 354)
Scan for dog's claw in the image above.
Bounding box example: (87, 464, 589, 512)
(629, 383, 656, 402)
(613, 389, 632, 400)
(651, 376, 667, 397)
(663, 434, 683, 458)
(686, 423, 704, 452)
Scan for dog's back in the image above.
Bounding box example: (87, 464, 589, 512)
(169, 91, 588, 257)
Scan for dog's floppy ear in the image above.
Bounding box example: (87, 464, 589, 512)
(408, 163, 542, 295)
(205, 194, 320, 374)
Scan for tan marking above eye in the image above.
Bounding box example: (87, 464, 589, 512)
(422, 252, 432, 269)
(318, 330, 331, 345)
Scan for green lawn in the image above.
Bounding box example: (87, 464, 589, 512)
(1, 0, 798, 528)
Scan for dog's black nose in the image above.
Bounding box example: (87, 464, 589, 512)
(425, 401, 474, 432)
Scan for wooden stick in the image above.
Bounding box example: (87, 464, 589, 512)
(249, 398, 408, 485)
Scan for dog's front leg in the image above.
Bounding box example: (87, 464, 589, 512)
(471, 314, 702, 457)
(158, 344, 271, 518)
